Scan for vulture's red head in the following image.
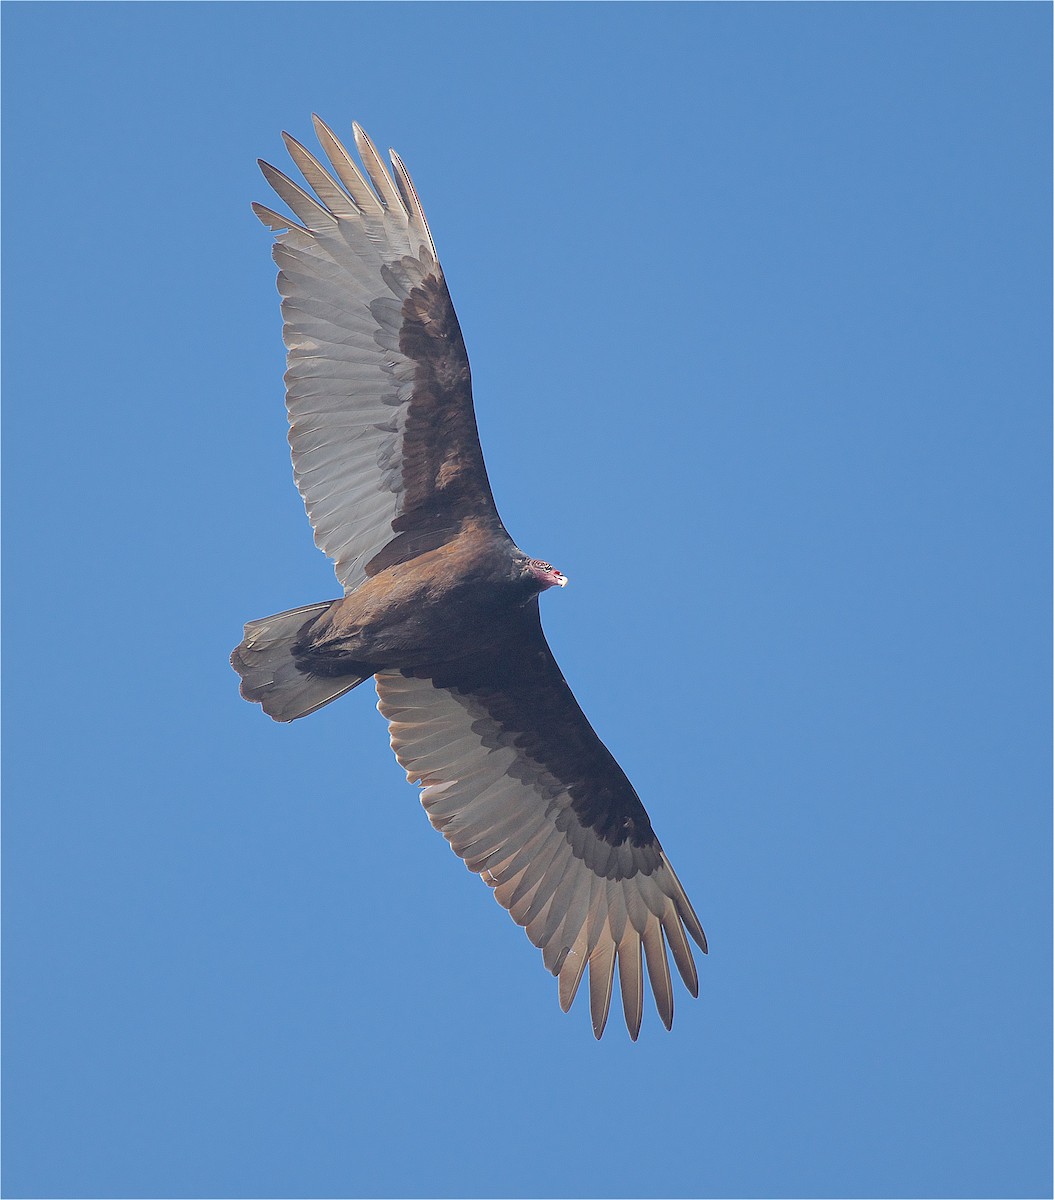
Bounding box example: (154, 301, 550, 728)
(526, 558, 568, 591)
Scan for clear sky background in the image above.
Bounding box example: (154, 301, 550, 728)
(2, 4, 1050, 1199)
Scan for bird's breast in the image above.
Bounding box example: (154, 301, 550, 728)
(306, 526, 521, 669)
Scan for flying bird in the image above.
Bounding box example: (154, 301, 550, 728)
(231, 118, 706, 1039)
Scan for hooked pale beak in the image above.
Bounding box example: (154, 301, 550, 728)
(555, 573, 568, 587)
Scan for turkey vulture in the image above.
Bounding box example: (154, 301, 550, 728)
(231, 118, 706, 1039)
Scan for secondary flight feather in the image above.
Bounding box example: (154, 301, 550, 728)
(231, 117, 707, 1038)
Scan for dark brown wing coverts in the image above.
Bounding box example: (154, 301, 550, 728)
(423, 610, 658, 861)
(365, 268, 503, 577)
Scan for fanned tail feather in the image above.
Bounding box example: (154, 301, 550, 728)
(231, 602, 367, 722)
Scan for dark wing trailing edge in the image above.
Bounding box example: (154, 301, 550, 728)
(256, 118, 506, 592)
(376, 601, 707, 1039)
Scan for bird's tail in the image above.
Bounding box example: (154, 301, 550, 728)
(231, 601, 369, 722)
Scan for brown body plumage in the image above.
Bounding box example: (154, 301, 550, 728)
(301, 521, 540, 669)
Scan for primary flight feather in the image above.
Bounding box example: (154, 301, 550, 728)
(231, 117, 707, 1039)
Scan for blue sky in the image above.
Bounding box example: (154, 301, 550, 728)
(2, 4, 1050, 1198)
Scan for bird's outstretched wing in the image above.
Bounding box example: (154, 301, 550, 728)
(256, 118, 504, 592)
(375, 601, 707, 1039)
